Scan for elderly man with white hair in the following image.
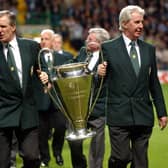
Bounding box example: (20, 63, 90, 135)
(74, 27, 110, 168)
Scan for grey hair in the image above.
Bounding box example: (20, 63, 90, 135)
(0, 10, 16, 26)
(88, 27, 110, 42)
(40, 29, 55, 36)
(53, 33, 63, 42)
(119, 5, 145, 31)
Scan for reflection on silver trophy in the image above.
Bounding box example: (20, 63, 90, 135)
(38, 48, 102, 141)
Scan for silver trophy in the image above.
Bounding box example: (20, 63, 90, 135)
(38, 48, 103, 141)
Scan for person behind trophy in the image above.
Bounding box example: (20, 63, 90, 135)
(36, 29, 87, 168)
(74, 27, 110, 168)
(98, 5, 168, 168)
(34, 29, 54, 168)
(52, 33, 73, 57)
(34, 28, 74, 167)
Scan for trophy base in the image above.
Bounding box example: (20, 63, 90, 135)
(66, 129, 96, 141)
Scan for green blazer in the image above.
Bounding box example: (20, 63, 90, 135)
(0, 38, 41, 129)
(102, 35, 167, 126)
(76, 47, 107, 118)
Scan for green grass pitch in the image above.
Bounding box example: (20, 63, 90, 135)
(16, 84, 168, 168)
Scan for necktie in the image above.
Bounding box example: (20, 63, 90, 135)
(7, 44, 20, 83)
(130, 41, 139, 76)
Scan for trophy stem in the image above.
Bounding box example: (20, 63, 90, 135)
(66, 128, 96, 141)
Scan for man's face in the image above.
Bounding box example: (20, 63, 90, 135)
(123, 12, 144, 40)
(0, 15, 16, 43)
(40, 33, 53, 49)
(52, 37, 62, 51)
(86, 33, 100, 52)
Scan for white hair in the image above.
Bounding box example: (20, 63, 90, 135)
(40, 29, 55, 36)
(119, 5, 145, 31)
(88, 27, 110, 42)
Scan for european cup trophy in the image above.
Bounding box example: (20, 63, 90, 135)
(38, 48, 103, 141)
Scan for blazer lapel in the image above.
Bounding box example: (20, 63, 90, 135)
(0, 43, 21, 89)
(17, 39, 27, 92)
(137, 40, 146, 77)
(0, 43, 8, 68)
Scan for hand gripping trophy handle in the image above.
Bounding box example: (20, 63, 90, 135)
(38, 48, 104, 141)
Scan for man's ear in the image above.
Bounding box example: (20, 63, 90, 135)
(11, 24, 16, 33)
(122, 21, 128, 30)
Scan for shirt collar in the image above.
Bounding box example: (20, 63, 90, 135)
(58, 50, 63, 54)
(8, 36, 17, 48)
(122, 33, 138, 47)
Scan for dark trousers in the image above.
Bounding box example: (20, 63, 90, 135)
(39, 106, 67, 163)
(68, 140, 87, 168)
(0, 127, 40, 168)
(88, 116, 105, 168)
(51, 110, 67, 157)
(39, 111, 51, 164)
(108, 126, 152, 168)
(10, 132, 18, 166)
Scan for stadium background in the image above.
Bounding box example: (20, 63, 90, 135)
(1, 0, 168, 82)
(1, 0, 168, 69)
(1, 0, 168, 167)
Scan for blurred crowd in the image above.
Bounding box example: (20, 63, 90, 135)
(1, 0, 168, 69)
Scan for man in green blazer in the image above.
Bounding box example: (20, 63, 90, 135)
(98, 5, 168, 168)
(0, 10, 47, 168)
(34, 29, 73, 167)
(74, 27, 110, 168)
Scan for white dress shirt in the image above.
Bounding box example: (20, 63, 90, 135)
(87, 50, 99, 72)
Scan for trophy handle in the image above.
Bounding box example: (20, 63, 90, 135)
(38, 48, 54, 72)
(86, 47, 104, 117)
(47, 87, 71, 120)
(38, 48, 68, 117)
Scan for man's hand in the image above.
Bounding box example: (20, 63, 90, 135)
(159, 116, 168, 130)
(97, 61, 107, 77)
(87, 41, 100, 51)
(37, 70, 52, 93)
(37, 70, 49, 85)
